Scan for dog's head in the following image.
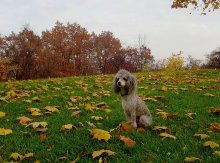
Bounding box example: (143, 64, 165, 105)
(112, 69, 136, 96)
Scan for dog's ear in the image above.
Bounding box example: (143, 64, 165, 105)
(112, 76, 120, 93)
(128, 75, 137, 94)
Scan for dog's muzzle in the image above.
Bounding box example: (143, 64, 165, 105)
(117, 81, 125, 87)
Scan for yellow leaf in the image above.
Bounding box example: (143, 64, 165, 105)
(203, 93, 215, 97)
(28, 107, 41, 113)
(61, 124, 77, 130)
(194, 133, 209, 140)
(44, 106, 59, 112)
(0, 128, 12, 135)
(184, 156, 201, 162)
(91, 116, 103, 121)
(203, 141, 219, 148)
(31, 111, 43, 116)
(157, 111, 169, 119)
(16, 116, 32, 125)
(160, 132, 176, 140)
(92, 149, 115, 159)
(10, 153, 24, 161)
(104, 109, 112, 113)
(32, 122, 48, 129)
(71, 110, 81, 117)
(90, 129, 111, 141)
(153, 126, 168, 132)
(160, 86, 168, 91)
(185, 113, 196, 119)
(24, 153, 34, 159)
(0, 111, 6, 118)
(213, 151, 220, 156)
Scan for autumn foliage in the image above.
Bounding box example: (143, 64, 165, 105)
(0, 22, 153, 80)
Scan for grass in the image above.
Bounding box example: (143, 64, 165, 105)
(0, 69, 220, 162)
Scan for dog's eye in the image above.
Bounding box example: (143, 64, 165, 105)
(123, 77, 127, 81)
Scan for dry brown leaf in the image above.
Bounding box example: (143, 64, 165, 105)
(119, 121, 133, 131)
(185, 113, 196, 119)
(71, 111, 82, 118)
(92, 149, 115, 159)
(210, 123, 220, 131)
(44, 106, 59, 113)
(118, 135, 136, 147)
(16, 116, 32, 125)
(39, 134, 47, 141)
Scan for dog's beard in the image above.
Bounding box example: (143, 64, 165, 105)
(119, 86, 128, 96)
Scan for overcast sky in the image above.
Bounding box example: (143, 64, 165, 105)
(0, 0, 220, 61)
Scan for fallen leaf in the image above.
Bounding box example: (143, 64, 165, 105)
(71, 111, 82, 117)
(92, 149, 115, 159)
(157, 111, 169, 119)
(118, 135, 136, 147)
(10, 153, 24, 161)
(203, 93, 215, 97)
(44, 106, 59, 113)
(160, 132, 176, 140)
(104, 109, 112, 113)
(185, 113, 196, 119)
(194, 133, 209, 140)
(23, 153, 34, 159)
(210, 123, 220, 131)
(31, 122, 48, 129)
(184, 156, 201, 162)
(31, 111, 43, 116)
(160, 86, 168, 91)
(61, 124, 77, 130)
(0, 111, 6, 118)
(137, 127, 146, 132)
(70, 156, 80, 163)
(96, 102, 108, 108)
(153, 126, 168, 132)
(32, 97, 42, 102)
(28, 107, 41, 113)
(90, 129, 111, 141)
(85, 104, 98, 112)
(203, 141, 219, 148)
(213, 151, 220, 156)
(16, 116, 32, 125)
(210, 108, 220, 116)
(119, 121, 133, 131)
(91, 116, 103, 121)
(39, 134, 47, 141)
(0, 128, 12, 135)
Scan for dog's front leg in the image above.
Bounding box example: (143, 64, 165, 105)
(130, 110, 137, 129)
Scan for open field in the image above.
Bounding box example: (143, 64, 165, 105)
(0, 69, 220, 162)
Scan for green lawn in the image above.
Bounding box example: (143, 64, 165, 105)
(0, 69, 220, 162)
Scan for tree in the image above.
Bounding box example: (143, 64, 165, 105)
(205, 47, 220, 68)
(171, 0, 220, 12)
(2, 26, 41, 80)
(93, 31, 122, 73)
(166, 51, 184, 71)
(186, 55, 202, 70)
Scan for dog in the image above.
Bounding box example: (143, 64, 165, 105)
(113, 69, 152, 129)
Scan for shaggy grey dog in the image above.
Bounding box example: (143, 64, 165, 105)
(113, 69, 152, 129)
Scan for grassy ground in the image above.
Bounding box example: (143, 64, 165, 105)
(0, 69, 220, 162)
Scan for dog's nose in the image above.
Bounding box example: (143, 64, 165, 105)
(117, 81, 121, 86)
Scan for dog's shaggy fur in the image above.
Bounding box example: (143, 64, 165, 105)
(113, 69, 152, 129)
